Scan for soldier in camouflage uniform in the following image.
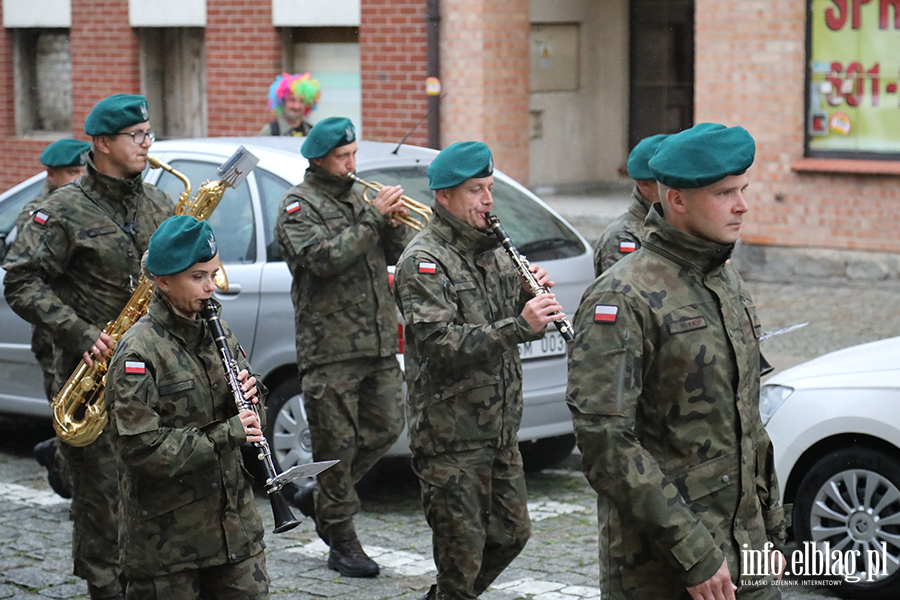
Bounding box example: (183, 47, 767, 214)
(106, 216, 269, 600)
(273, 117, 408, 577)
(567, 124, 787, 600)
(593, 134, 668, 277)
(18, 139, 92, 500)
(3, 95, 173, 600)
(394, 141, 567, 600)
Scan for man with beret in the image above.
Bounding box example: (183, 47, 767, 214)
(3, 93, 173, 600)
(13, 138, 92, 500)
(107, 215, 269, 600)
(274, 116, 409, 577)
(566, 123, 788, 600)
(593, 133, 669, 276)
(393, 141, 566, 600)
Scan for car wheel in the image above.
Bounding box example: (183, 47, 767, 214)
(519, 434, 576, 472)
(793, 447, 900, 599)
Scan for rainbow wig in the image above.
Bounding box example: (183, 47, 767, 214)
(267, 72, 322, 117)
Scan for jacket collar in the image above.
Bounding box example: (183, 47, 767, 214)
(303, 163, 355, 198)
(641, 204, 734, 273)
(629, 186, 653, 220)
(80, 153, 145, 204)
(148, 288, 217, 349)
(430, 201, 500, 255)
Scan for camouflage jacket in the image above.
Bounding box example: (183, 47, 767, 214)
(592, 187, 651, 277)
(567, 205, 786, 597)
(274, 164, 410, 369)
(394, 202, 543, 456)
(107, 291, 266, 579)
(3, 156, 173, 383)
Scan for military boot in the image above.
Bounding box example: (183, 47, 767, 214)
(33, 437, 72, 499)
(327, 536, 379, 577)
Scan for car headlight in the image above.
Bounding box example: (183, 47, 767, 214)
(759, 384, 794, 425)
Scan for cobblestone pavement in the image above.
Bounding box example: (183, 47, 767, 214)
(3, 278, 899, 600)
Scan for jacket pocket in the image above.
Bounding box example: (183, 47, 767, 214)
(671, 452, 738, 503)
(134, 467, 219, 521)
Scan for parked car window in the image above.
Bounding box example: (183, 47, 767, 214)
(155, 160, 257, 264)
(255, 169, 292, 262)
(359, 166, 586, 261)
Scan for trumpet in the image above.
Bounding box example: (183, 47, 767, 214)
(349, 174, 432, 231)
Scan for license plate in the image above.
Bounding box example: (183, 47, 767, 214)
(518, 330, 568, 360)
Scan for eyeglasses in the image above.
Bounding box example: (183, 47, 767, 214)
(114, 130, 156, 145)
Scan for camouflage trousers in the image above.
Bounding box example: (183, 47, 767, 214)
(59, 429, 123, 597)
(125, 551, 269, 600)
(32, 324, 54, 401)
(301, 356, 404, 543)
(413, 445, 531, 600)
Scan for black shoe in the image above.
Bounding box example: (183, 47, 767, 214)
(418, 584, 437, 600)
(327, 537, 379, 577)
(292, 483, 316, 518)
(33, 438, 72, 499)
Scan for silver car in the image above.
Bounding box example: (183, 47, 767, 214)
(0, 138, 592, 473)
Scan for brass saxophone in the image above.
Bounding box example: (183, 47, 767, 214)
(52, 148, 259, 446)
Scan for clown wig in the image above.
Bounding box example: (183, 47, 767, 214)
(267, 72, 322, 116)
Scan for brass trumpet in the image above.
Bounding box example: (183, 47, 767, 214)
(349, 174, 432, 231)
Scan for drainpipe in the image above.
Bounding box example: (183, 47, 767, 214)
(425, 0, 441, 149)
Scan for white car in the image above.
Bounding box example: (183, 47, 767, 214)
(762, 336, 900, 598)
(0, 137, 593, 476)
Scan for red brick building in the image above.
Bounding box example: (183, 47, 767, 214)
(2, 0, 899, 256)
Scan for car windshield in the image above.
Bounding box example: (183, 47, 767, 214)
(0, 180, 43, 236)
(358, 166, 585, 261)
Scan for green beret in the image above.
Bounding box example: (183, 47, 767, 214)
(427, 141, 494, 190)
(627, 134, 669, 180)
(648, 123, 755, 189)
(301, 117, 356, 159)
(84, 94, 150, 136)
(146, 216, 218, 276)
(39, 139, 91, 168)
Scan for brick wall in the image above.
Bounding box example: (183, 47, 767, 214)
(696, 0, 900, 253)
(441, 0, 530, 183)
(360, 0, 429, 147)
(206, 0, 282, 136)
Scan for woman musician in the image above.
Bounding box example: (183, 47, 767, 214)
(106, 215, 269, 600)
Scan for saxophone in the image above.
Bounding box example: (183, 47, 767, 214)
(52, 148, 260, 447)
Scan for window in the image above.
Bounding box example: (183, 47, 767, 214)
(154, 160, 256, 264)
(255, 169, 293, 262)
(13, 29, 72, 136)
(139, 28, 207, 139)
(358, 166, 586, 261)
(806, 0, 900, 158)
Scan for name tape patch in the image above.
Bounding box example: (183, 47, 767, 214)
(667, 317, 708, 335)
(159, 379, 195, 396)
(594, 305, 618, 323)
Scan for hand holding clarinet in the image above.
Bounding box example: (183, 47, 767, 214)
(485, 213, 574, 342)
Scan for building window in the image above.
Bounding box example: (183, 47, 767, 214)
(13, 29, 72, 136)
(806, 0, 900, 159)
(280, 27, 361, 134)
(139, 28, 207, 139)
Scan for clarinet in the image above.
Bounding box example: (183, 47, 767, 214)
(485, 213, 575, 343)
(201, 299, 301, 534)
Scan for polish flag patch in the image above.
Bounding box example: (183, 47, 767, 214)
(33, 211, 50, 225)
(286, 201, 301, 214)
(594, 305, 619, 323)
(619, 240, 637, 253)
(419, 262, 437, 274)
(125, 361, 146, 375)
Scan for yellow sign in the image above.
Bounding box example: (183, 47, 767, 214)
(808, 0, 900, 154)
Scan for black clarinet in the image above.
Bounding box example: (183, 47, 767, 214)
(201, 299, 301, 534)
(485, 213, 575, 343)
